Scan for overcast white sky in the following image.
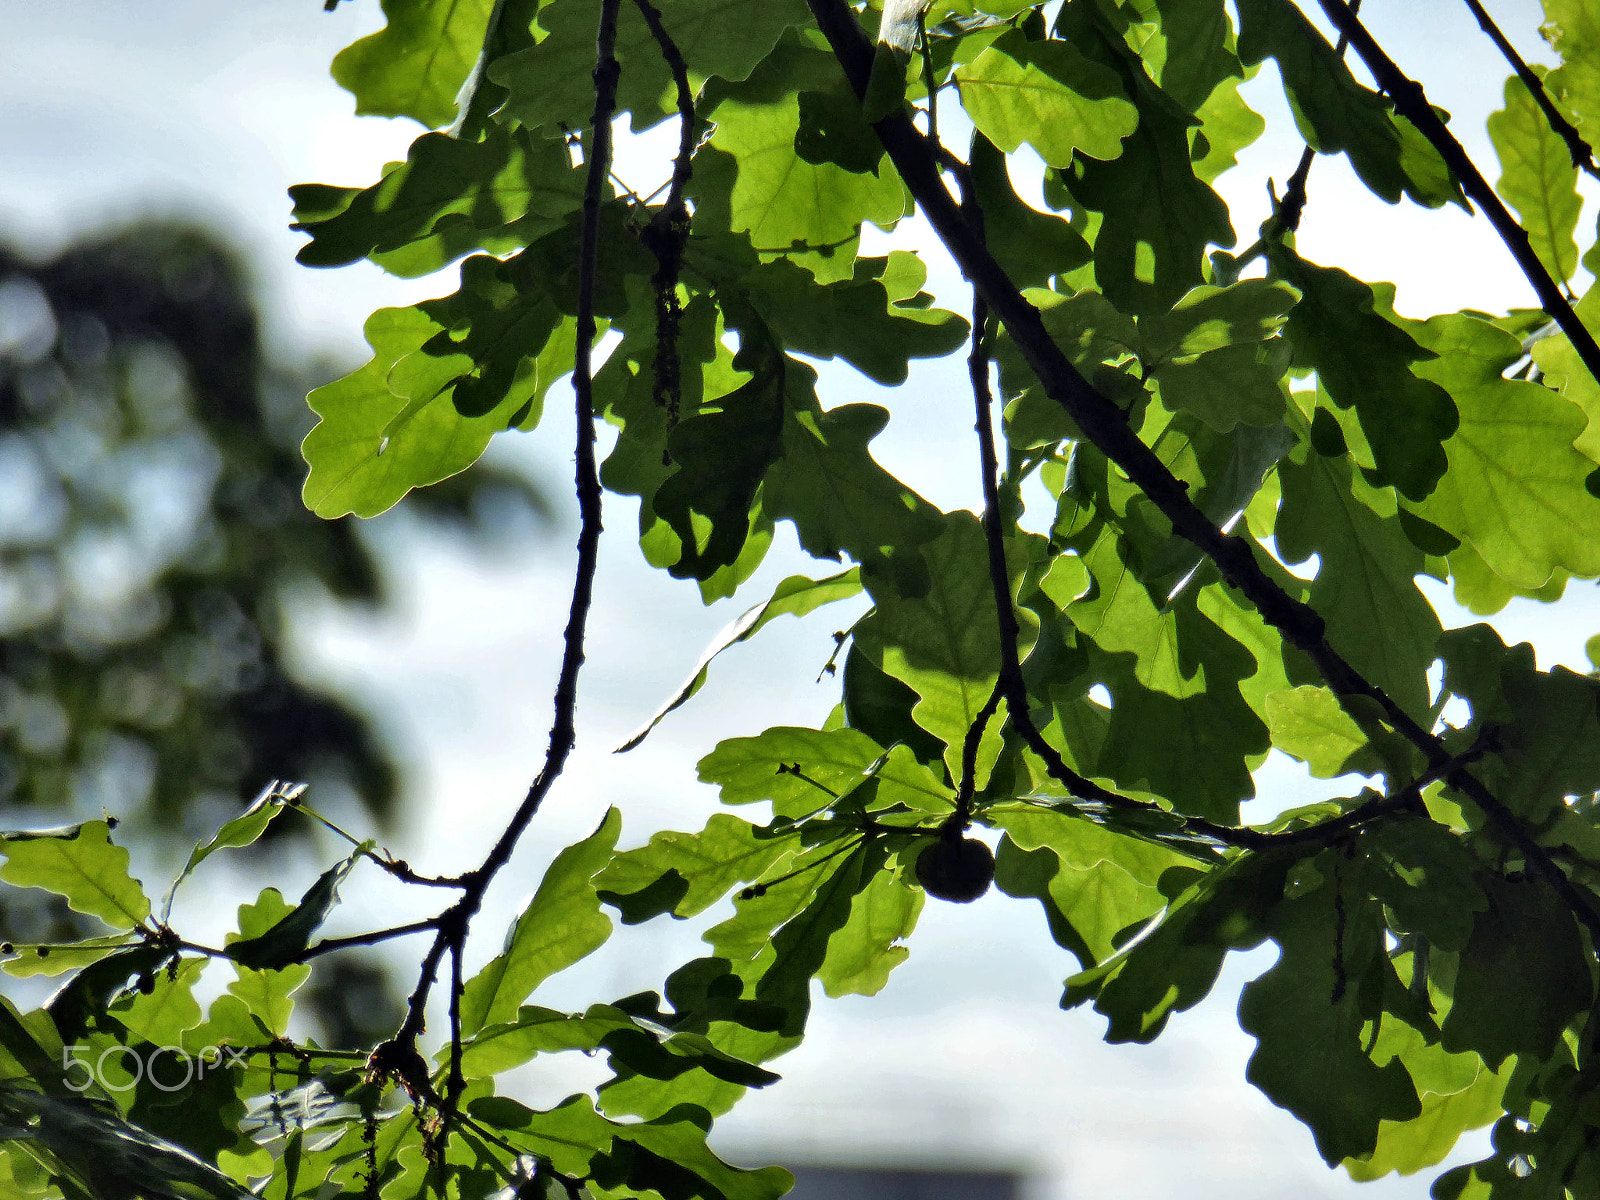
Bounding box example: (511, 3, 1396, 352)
(3, 2, 1596, 1198)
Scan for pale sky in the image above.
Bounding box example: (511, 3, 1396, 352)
(1, 2, 1592, 1198)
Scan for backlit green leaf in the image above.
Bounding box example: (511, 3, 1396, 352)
(1411, 311, 1600, 588)
(956, 29, 1137, 166)
(331, 0, 495, 128)
(0, 821, 150, 931)
(460, 807, 621, 1034)
(1489, 72, 1583, 285)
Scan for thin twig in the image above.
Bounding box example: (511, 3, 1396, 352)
(1313, 0, 1600, 397)
(918, 12, 938, 144)
(387, 0, 620, 1065)
(631, 0, 694, 219)
(954, 681, 1003, 824)
(445, 942, 465, 1110)
(631, 0, 695, 438)
(1268, 0, 1360, 238)
(287, 918, 439, 965)
(1460, 0, 1600, 179)
(803, 0, 1600, 941)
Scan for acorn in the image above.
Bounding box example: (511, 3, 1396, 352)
(915, 833, 994, 903)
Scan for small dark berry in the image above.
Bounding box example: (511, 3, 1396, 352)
(915, 836, 995, 903)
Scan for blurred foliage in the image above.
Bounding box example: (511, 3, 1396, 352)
(0, 222, 549, 841)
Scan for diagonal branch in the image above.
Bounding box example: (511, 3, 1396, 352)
(803, 0, 1600, 940)
(1460, 0, 1600, 180)
(1313, 0, 1600, 381)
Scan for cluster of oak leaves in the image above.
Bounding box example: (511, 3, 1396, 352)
(12, 0, 1600, 1197)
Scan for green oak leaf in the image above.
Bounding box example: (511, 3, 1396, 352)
(2, 940, 132, 980)
(1269, 249, 1458, 500)
(111, 957, 206, 1053)
(1344, 1016, 1509, 1181)
(1059, 18, 1234, 315)
(1489, 72, 1582, 285)
(1440, 873, 1593, 1070)
(1409, 311, 1600, 589)
(746, 255, 970, 386)
(955, 29, 1138, 166)
(1439, 625, 1600, 823)
(1240, 874, 1422, 1165)
(1235, 0, 1461, 208)
(1264, 686, 1381, 780)
(225, 845, 369, 971)
(331, 0, 495, 128)
(969, 133, 1092, 290)
(1543, 0, 1600, 139)
(461, 808, 621, 1034)
(756, 838, 887, 1032)
(596, 814, 798, 922)
(1121, 0, 1241, 112)
(289, 128, 582, 278)
(817, 851, 923, 997)
(225, 888, 313, 1036)
(492, 0, 810, 133)
(690, 44, 907, 283)
(763, 395, 946, 569)
(699, 727, 954, 818)
(1139, 279, 1298, 430)
(991, 805, 1193, 968)
(1191, 73, 1267, 183)
(1529, 283, 1600, 465)
(1066, 849, 1293, 1042)
(1358, 818, 1487, 953)
(1062, 527, 1268, 821)
(1275, 434, 1441, 720)
(603, 1104, 795, 1200)
(0, 821, 149, 931)
(167, 780, 302, 915)
(651, 338, 787, 581)
(853, 512, 1030, 785)
(302, 304, 573, 518)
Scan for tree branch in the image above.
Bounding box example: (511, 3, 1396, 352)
(1460, 0, 1600, 180)
(1313, 0, 1600, 376)
(804, 0, 1600, 940)
(390, 0, 619, 1053)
